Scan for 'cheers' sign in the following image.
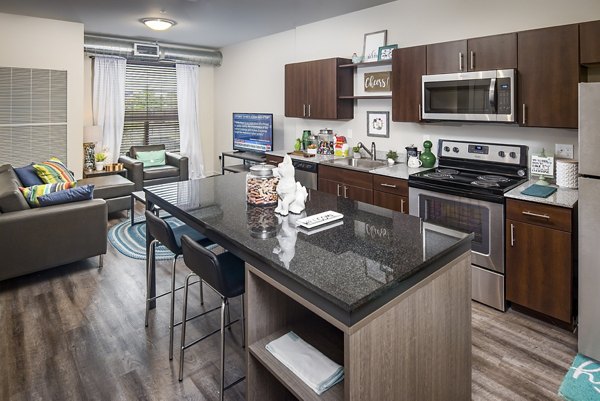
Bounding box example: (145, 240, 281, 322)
(364, 72, 391, 92)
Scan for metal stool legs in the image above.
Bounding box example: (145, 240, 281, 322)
(169, 254, 179, 360)
(145, 239, 159, 327)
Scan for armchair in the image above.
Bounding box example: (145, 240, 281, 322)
(119, 145, 189, 191)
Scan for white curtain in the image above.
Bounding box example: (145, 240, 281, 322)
(176, 63, 205, 179)
(92, 56, 126, 162)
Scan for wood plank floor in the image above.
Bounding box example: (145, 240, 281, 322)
(0, 212, 577, 400)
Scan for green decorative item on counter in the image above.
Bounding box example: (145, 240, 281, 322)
(294, 138, 302, 151)
(386, 150, 398, 161)
(420, 140, 436, 168)
(302, 130, 311, 151)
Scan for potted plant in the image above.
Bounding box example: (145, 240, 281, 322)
(352, 145, 361, 159)
(95, 151, 107, 171)
(386, 150, 398, 166)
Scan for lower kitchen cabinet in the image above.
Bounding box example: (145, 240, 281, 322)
(505, 199, 575, 325)
(374, 191, 408, 213)
(372, 174, 409, 213)
(318, 165, 374, 204)
(318, 178, 373, 203)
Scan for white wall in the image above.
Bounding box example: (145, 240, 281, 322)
(0, 13, 84, 177)
(214, 0, 600, 171)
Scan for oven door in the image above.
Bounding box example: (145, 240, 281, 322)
(409, 187, 504, 273)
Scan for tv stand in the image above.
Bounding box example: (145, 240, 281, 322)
(221, 151, 266, 174)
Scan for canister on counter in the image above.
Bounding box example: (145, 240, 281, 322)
(246, 164, 279, 206)
(405, 145, 418, 163)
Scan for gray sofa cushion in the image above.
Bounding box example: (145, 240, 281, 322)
(0, 164, 30, 213)
(143, 165, 179, 180)
(79, 175, 135, 199)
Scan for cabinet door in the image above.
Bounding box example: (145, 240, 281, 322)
(517, 24, 579, 128)
(505, 219, 572, 323)
(392, 46, 426, 122)
(285, 62, 307, 118)
(373, 191, 408, 213)
(265, 155, 283, 167)
(343, 185, 373, 204)
(467, 33, 517, 71)
(306, 59, 353, 120)
(426, 40, 467, 74)
(318, 178, 341, 196)
(580, 20, 600, 64)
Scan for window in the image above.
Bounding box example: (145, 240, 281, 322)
(121, 62, 179, 155)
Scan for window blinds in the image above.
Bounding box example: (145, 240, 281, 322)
(121, 62, 180, 154)
(0, 67, 67, 167)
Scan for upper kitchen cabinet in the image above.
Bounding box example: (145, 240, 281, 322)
(392, 45, 427, 122)
(284, 58, 353, 120)
(426, 34, 517, 74)
(580, 20, 600, 64)
(517, 24, 579, 129)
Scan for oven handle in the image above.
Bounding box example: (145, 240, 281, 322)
(409, 181, 505, 203)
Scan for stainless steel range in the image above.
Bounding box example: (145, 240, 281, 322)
(409, 140, 528, 311)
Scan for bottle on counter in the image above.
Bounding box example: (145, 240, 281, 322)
(302, 130, 311, 151)
(420, 140, 436, 168)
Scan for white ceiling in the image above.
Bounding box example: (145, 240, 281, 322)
(0, 0, 395, 49)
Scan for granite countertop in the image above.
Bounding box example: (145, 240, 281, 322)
(145, 173, 472, 326)
(505, 179, 578, 208)
(266, 150, 429, 180)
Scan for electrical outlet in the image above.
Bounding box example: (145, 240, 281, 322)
(346, 129, 353, 139)
(555, 144, 574, 159)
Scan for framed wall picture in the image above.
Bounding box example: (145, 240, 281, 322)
(363, 30, 387, 63)
(367, 111, 390, 138)
(378, 44, 398, 61)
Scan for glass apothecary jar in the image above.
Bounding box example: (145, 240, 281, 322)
(246, 164, 279, 206)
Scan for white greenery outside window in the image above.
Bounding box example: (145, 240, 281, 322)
(121, 62, 180, 155)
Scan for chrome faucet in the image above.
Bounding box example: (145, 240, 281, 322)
(357, 141, 377, 160)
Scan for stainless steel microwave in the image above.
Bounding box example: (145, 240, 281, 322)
(421, 69, 515, 123)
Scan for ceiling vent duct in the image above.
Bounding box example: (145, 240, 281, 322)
(84, 34, 222, 66)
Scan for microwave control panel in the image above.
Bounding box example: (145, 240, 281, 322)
(496, 77, 512, 114)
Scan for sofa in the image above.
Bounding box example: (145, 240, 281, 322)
(119, 145, 189, 191)
(0, 164, 107, 281)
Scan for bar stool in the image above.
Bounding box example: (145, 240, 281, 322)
(179, 234, 246, 400)
(144, 211, 215, 360)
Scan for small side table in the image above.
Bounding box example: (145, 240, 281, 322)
(83, 169, 128, 179)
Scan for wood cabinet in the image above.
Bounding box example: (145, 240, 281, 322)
(426, 34, 517, 75)
(284, 58, 353, 120)
(372, 175, 408, 213)
(265, 154, 283, 167)
(318, 165, 373, 204)
(505, 199, 575, 324)
(392, 46, 426, 122)
(517, 24, 580, 129)
(580, 20, 600, 64)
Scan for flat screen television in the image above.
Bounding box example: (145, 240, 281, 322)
(233, 113, 274, 153)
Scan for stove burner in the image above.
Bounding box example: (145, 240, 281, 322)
(437, 169, 459, 175)
(478, 175, 510, 183)
(471, 180, 500, 188)
(426, 172, 455, 179)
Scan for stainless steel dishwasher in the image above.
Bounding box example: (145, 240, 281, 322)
(291, 159, 318, 190)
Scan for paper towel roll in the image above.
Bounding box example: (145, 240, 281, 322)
(556, 159, 578, 188)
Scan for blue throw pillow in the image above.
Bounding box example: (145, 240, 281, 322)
(14, 164, 44, 187)
(38, 184, 94, 207)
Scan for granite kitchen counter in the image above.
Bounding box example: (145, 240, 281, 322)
(505, 179, 578, 208)
(371, 163, 430, 179)
(265, 150, 337, 163)
(145, 173, 472, 326)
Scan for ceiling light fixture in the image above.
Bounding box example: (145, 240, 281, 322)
(141, 18, 176, 31)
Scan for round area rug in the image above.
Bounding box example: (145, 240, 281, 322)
(108, 217, 183, 260)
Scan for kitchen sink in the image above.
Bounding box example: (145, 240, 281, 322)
(326, 158, 387, 171)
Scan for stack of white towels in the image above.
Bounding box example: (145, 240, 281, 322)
(265, 331, 344, 395)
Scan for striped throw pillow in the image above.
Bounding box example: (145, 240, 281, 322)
(32, 158, 76, 184)
(19, 181, 77, 207)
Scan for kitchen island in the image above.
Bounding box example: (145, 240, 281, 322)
(144, 173, 473, 401)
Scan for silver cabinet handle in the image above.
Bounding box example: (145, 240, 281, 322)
(522, 210, 550, 219)
(336, 184, 341, 197)
(470, 50, 475, 70)
(380, 183, 397, 188)
(522, 104, 526, 125)
(510, 223, 515, 246)
(458, 52, 463, 71)
(303, 104, 306, 117)
(401, 198, 405, 214)
(343, 186, 349, 198)
(308, 104, 311, 117)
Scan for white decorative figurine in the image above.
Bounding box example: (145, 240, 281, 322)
(274, 155, 297, 215)
(272, 212, 304, 269)
(289, 182, 308, 214)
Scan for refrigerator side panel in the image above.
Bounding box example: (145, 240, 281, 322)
(578, 177, 600, 360)
(579, 83, 600, 176)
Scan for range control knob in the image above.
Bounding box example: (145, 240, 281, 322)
(509, 151, 517, 159)
(444, 146, 450, 152)
(498, 151, 506, 157)
(452, 147, 460, 153)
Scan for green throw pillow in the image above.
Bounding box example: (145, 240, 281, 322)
(136, 150, 166, 167)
